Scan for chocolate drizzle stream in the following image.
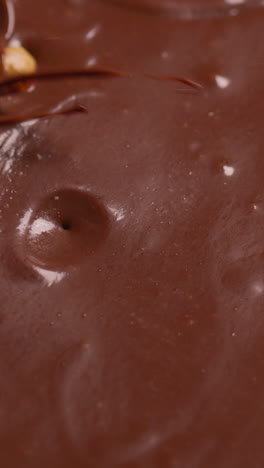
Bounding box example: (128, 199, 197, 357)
(0, 69, 202, 123)
(0, 0, 204, 123)
(0, 0, 15, 40)
(0, 104, 87, 124)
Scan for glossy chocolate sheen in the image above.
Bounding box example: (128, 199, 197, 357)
(1, 0, 264, 467)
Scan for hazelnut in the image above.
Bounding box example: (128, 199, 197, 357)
(3, 46, 37, 77)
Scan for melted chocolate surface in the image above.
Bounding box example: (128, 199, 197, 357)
(1, 1, 264, 467)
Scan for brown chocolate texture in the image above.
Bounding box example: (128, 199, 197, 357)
(0, 1, 264, 467)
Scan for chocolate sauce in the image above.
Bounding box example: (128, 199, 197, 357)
(1, 1, 264, 467)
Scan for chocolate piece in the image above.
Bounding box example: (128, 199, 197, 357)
(1, 1, 264, 467)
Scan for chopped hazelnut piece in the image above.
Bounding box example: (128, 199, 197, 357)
(3, 46, 37, 77)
